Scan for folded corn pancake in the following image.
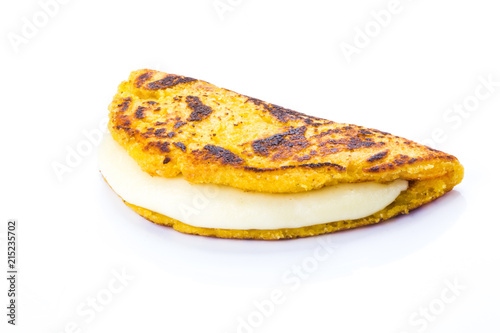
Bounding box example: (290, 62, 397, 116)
(100, 69, 464, 239)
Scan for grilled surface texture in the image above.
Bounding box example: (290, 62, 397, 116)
(108, 69, 463, 194)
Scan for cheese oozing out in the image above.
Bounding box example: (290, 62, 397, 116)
(99, 133, 408, 230)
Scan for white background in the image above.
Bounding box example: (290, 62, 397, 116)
(1, 0, 500, 332)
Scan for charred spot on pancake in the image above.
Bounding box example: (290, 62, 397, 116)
(245, 97, 329, 124)
(174, 121, 187, 129)
(135, 106, 147, 119)
(113, 114, 138, 136)
(145, 74, 196, 90)
(154, 128, 168, 138)
(173, 142, 186, 152)
(186, 96, 213, 121)
(146, 100, 158, 105)
(162, 157, 171, 164)
(345, 136, 377, 150)
(117, 97, 132, 112)
(114, 114, 131, 127)
(158, 142, 171, 153)
(243, 166, 276, 172)
(197, 145, 244, 166)
(140, 131, 152, 139)
(298, 162, 345, 171)
(243, 162, 345, 173)
(365, 162, 396, 173)
(296, 155, 311, 162)
(367, 150, 389, 163)
(115, 125, 139, 136)
(145, 141, 171, 153)
(393, 154, 412, 166)
(252, 126, 309, 159)
(313, 128, 342, 138)
(166, 131, 176, 138)
(135, 71, 153, 88)
(312, 127, 384, 155)
(370, 129, 391, 136)
(317, 135, 380, 153)
(426, 146, 447, 154)
(359, 129, 373, 136)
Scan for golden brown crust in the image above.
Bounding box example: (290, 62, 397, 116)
(108, 69, 463, 193)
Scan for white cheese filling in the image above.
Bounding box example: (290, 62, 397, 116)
(99, 133, 408, 230)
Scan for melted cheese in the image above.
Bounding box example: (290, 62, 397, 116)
(99, 133, 408, 230)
